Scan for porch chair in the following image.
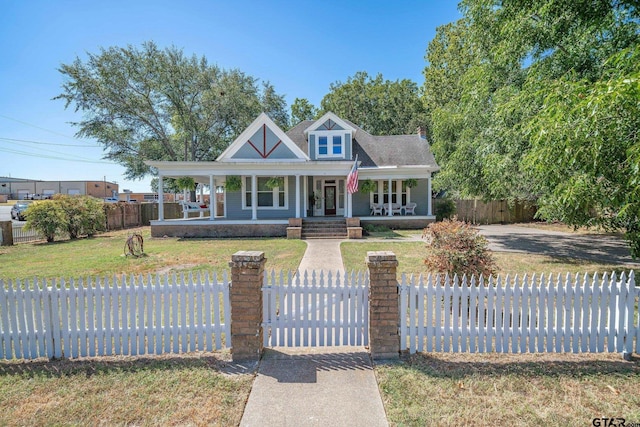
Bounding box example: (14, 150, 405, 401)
(370, 204, 384, 216)
(391, 203, 403, 215)
(404, 202, 417, 215)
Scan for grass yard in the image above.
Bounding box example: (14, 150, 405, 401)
(0, 227, 307, 281)
(341, 241, 637, 276)
(0, 353, 253, 426)
(376, 352, 640, 426)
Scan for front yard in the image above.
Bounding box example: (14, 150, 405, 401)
(1, 225, 638, 425)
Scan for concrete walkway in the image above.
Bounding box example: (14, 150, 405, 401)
(296, 239, 345, 273)
(240, 347, 388, 427)
(240, 239, 389, 427)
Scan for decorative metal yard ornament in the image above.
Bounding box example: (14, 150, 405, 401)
(124, 232, 144, 257)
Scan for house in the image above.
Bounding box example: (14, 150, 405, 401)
(147, 112, 439, 238)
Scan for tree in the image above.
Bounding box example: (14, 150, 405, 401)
(56, 41, 289, 180)
(319, 71, 426, 135)
(290, 98, 318, 125)
(53, 195, 106, 239)
(422, 0, 640, 255)
(24, 201, 67, 242)
(526, 47, 640, 256)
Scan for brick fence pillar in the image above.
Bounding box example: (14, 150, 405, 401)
(229, 251, 265, 362)
(367, 251, 400, 359)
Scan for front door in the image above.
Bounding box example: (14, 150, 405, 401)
(324, 186, 336, 215)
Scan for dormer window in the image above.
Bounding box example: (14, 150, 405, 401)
(315, 131, 344, 158)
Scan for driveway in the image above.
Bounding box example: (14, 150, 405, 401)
(477, 225, 639, 266)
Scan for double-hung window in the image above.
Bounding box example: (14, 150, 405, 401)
(315, 131, 344, 158)
(243, 176, 287, 209)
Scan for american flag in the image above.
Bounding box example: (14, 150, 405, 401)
(347, 154, 359, 194)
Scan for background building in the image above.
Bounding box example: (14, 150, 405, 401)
(0, 177, 119, 200)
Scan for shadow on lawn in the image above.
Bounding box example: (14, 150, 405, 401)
(0, 353, 255, 378)
(399, 352, 640, 379)
(486, 233, 638, 266)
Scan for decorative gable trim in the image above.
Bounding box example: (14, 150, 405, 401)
(217, 113, 309, 162)
(304, 112, 356, 136)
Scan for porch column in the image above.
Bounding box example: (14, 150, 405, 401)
(427, 175, 433, 216)
(209, 175, 215, 221)
(251, 174, 257, 220)
(345, 179, 350, 218)
(303, 176, 307, 218)
(158, 175, 164, 221)
(387, 178, 393, 217)
(295, 175, 300, 218)
(199, 184, 204, 204)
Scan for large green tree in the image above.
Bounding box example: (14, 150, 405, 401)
(56, 41, 289, 179)
(290, 97, 318, 125)
(423, 0, 640, 255)
(319, 71, 426, 135)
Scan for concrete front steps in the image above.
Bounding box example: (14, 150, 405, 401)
(302, 218, 347, 239)
(287, 217, 362, 239)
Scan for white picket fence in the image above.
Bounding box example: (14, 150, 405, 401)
(0, 272, 231, 360)
(262, 270, 369, 347)
(400, 271, 639, 354)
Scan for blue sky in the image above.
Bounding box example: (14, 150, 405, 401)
(0, 0, 461, 192)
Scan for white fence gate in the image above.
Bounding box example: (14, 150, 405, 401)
(0, 272, 231, 360)
(400, 271, 639, 354)
(262, 270, 369, 347)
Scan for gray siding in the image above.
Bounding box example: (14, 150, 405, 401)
(351, 178, 431, 216)
(309, 134, 316, 160)
(231, 125, 299, 159)
(352, 190, 371, 216)
(224, 176, 298, 219)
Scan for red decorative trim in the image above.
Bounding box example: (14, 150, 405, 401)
(246, 124, 282, 158)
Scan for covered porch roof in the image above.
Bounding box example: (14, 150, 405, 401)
(146, 160, 438, 182)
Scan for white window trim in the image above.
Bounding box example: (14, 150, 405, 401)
(312, 130, 346, 159)
(241, 176, 289, 210)
(369, 179, 411, 205)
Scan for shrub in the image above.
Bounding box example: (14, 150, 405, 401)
(422, 218, 497, 277)
(24, 201, 67, 242)
(53, 195, 106, 238)
(434, 198, 456, 221)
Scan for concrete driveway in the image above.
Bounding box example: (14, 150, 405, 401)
(477, 225, 639, 266)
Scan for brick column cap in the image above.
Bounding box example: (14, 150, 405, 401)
(366, 251, 398, 265)
(229, 251, 265, 267)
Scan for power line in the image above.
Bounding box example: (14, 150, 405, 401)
(0, 147, 114, 164)
(0, 113, 91, 142)
(0, 136, 102, 148)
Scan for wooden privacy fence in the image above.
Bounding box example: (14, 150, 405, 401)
(400, 271, 639, 355)
(262, 270, 369, 348)
(0, 272, 230, 360)
(453, 199, 536, 224)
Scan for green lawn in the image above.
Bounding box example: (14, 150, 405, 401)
(0, 227, 307, 281)
(341, 240, 637, 276)
(376, 352, 640, 426)
(0, 353, 253, 426)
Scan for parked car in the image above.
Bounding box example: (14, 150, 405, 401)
(103, 197, 120, 203)
(23, 193, 51, 200)
(11, 202, 31, 221)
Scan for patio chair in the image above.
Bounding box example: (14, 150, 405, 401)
(370, 204, 384, 216)
(391, 203, 403, 215)
(404, 202, 417, 215)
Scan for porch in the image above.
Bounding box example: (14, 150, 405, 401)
(149, 215, 435, 238)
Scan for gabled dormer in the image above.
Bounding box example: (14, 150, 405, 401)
(217, 113, 309, 162)
(304, 112, 356, 161)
